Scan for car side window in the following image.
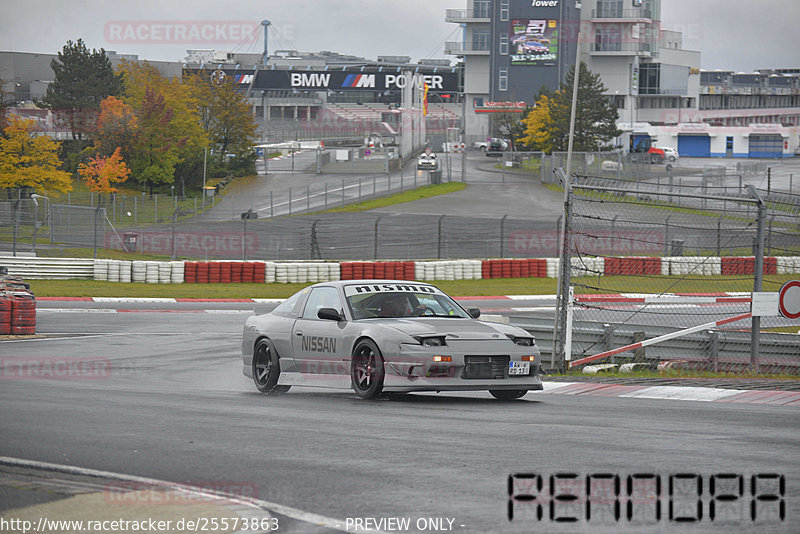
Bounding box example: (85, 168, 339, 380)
(272, 289, 308, 318)
(301, 287, 343, 319)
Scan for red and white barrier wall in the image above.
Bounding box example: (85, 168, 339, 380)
(3, 256, 799, 284)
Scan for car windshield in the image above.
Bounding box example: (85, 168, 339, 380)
(344, 284, 470, 319)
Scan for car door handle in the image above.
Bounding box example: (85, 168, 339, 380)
(294, 331, 303, 336)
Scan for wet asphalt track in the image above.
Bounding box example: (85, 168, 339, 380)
(1, 305, 798, 533)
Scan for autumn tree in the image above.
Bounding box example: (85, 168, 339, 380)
(518, 95, 557, 153)
(0, 115, 72, 195)
(117, 60, 207, 192)
(186, 69, 257, 170)
(77, 147, 131, 198)
(36, 39, 125, 140)
(520, 62, 620, 153)
(95, 96, 138, 159)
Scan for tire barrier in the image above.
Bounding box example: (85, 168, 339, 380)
(480, 259, 548, 279)
(1, 274, 35, 335)
(341, 262, 415, 281)
(0, 296, 11, 335)
(180, 262, 269, 284)
(10, 295, 36, 335)
(721, 256, 777, 276)
(603, 257, 661, 276)
(7, 256, 800, 285)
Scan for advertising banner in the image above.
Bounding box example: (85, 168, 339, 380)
(184, 68, 459, 92)
(510, 19, 558, 65)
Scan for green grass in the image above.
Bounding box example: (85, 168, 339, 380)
(315, 182, 466, 213)
(28, 277, 555, 299)
(28, 279, 310, 299)
(25, 274, 797, 299)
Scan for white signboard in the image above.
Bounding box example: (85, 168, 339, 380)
(751, 292, 779, 317)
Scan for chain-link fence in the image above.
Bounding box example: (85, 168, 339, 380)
(50, 205, 107, 249)
(102, 213, 561, 261)
(551, 175, 800, 375)
(0, 199, 38, 255)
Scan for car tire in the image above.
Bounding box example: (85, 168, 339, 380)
(489, 389, 528, 400)
(351, 339, 385, 399)
(252, 338, 291, 394)
(650, 153, 660, 164)
(669, 156, 676, 162)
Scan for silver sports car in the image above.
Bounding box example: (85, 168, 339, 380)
(242, 280, 543, 400)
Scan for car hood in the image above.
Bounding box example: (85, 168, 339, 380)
(377, 318, 524, 341)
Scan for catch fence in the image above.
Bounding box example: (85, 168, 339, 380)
(550, 174, 800, 375)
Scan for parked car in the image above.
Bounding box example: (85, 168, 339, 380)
(473, 138, 508, 151)
(601, 160, 623, 173)
(658, 147, 680, 161)
(486, 140, 505, 157)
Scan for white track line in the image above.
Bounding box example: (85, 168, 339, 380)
(618, 386, 748, 402)
(0, 456, 387, 533)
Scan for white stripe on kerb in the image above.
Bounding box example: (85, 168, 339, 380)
(619, 386, 747, 402)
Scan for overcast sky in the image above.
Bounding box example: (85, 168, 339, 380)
(1, 0, 798, 72)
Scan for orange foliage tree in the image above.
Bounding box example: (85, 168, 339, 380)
(95, 96, 138, 159)
(77, 146, 131, 195)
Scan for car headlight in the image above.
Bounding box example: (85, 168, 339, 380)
(415, 336, 447, 347)
(507, 335, 534, 346)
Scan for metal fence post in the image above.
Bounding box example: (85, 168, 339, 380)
(664, 215, 672, 257)
(632, 332, 646, 363)
(747, 184, 766, 374)
(708, 330, 720, 373)
(374, 216, 382, 260)
(499, 214, 508, 258)
(154, 194, 158, 223)
(553, 185, 573, 373)
(288, 188, 292, 215)
(437, 214, 445, 259)
(611, 215, 618, 256)
(93, 205, 102, 259)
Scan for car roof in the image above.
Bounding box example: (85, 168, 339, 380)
(306, 280, 437, 289)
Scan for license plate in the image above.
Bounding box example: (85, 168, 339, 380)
(508, 361, 530, 376)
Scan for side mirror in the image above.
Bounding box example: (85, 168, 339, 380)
(468, 308, 481, 319)
(318, 308, 344, 321)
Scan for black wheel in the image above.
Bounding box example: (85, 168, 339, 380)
(650, 153, 660, 164)
(252, 339, 291, 394)
(669, 155, 676, 162)
(351, 339, 385, 399)
(489, 389, 528, 400)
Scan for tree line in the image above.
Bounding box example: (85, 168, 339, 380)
(0, 39, 258, 198)
(489, 62, 621, 154)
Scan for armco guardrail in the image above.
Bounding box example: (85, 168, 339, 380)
(0, 256, 95, 279)
(510, 316, 800, 372)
